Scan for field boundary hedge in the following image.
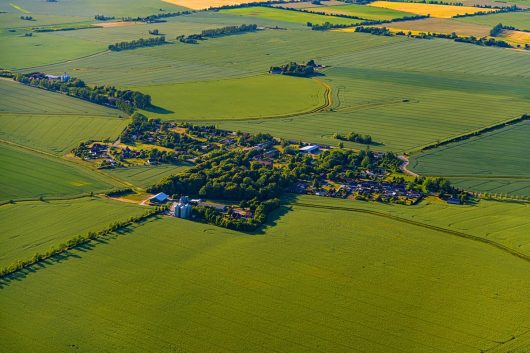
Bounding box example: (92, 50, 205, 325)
(410, 114, 529, 154)
(293, 201, 530, 263)
(0, 206, 166, 280)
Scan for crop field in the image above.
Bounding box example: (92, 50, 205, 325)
(0, 79, 119, 116)
(0, 0, 185, 17)
(0, 29, 105, 69)
(0, 197, 147, 268)
(162, 0, 274, 10)
(369, 1, 494, 18)
(378, 17, 491, 36)
(135, 75, 327, 121)
(300, 195, 530, 256)
(499, 29, 530, 46)
(306, 3, 416, 20)
(410, 120, 530, 177)
(103, 164, 192, 188)
(456, 11, 530, 31)
(0, 143, 121, 202)
(409, 120, 530, 195)
(0, 113, 127, 155)
(220, 6, 362, 25)
(218, 64, 530, 152)
(0, 13, 90, 29)
(2, 198, 530, 352)
(449, 177, 530, 196)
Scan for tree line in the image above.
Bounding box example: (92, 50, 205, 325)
(108, 36, 166, 51)
(309, 15, 429, 30)
(0, 206, 165, 279)
(453, 5, 523, 18)
(177, 24, 258, 44)
(121, 10, 194, 23)
(354, 26, 517, 49)
(14, 73, 151, 114)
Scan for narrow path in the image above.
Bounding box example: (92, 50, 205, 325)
(292, 202, 530, 264)
(398, 155, 418, 178)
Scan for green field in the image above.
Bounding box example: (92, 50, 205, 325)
(0, 113, 127, 155)
(2, 197, 530, 352)
(103, 164, 192, 188)
(0, 143, 121, 201)
(410, 120, 530, 177)
(0, 0, 185, 17)
(0, 197, 146, 268)
(0, 29, 105, 69)
(456, 11, 530, 31)
(136, 75, 328, 121)
(220, 6, 362, 25)
(0, 78, 120, 116)
(218, 65, 530, 152)
(312, 3, 415, 20)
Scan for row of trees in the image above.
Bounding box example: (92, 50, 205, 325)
(354, 26, 516, 49)
(0, 206, 165, 278)
(121, 10, 194, 23)
(453, 5, 521, 18)
(108, 36, 166, 51)
(15, 73, 151, 113)
(490, 23, 517, 36)
(177, 24, 258, 44)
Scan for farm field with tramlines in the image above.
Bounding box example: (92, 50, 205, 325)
(2, 0, 530, 352)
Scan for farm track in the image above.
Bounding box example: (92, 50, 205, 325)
(293, 202, 530, 264)
(192, 78, 332, 122)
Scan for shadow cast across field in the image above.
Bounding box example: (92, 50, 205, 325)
(0, 216, 163, 289)
(144, 105, 174, 115)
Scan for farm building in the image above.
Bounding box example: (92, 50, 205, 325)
(150, 192, 169, 204)
(299, 145, 320, 154)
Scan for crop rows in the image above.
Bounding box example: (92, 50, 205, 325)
(2, 204, 530, 352)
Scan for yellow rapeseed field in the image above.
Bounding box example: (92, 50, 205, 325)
(162, 0, 271, 10)
(369, 1, 494, 18)
(500, 29, 530, 46)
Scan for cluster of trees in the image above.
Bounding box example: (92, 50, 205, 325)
(121, 10, 194, 23)
(94, 15, 115, 20)
(269, 60, 318, 77)
(177, 24, 258, 44)
(20, 15, 33, 20)
(0, 206, 165, 278)
(194, 198, 280, 231)
(354, 26, 515, 49)
(105, 188, 133, 197)
(150, 150, 294, 201)
(120, 113, 206, 159)
(149, 29, 160, 35)
(334, 132, 374, 145)
(108, 36, 166, 51)
(490, 23, 516, 36)
(15, 73, 151, 114)
(453, 5, 521, 18)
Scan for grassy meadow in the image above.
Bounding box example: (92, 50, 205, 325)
(2, 198, 530, 352)
(0, 197, 147, 268)
(220, 6, 362, 25)
(103, 164, 192, 188)
(0, 143, 121, 202)
(136, 75, 328, 121)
